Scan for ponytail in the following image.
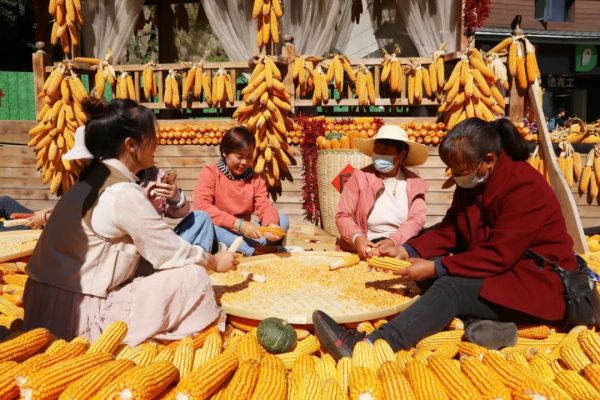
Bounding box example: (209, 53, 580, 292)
(439, 117, 529, 166)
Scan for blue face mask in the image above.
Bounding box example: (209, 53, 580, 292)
(372, 153, 397, 173)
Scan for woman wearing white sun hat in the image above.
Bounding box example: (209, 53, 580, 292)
(336, 124, 429, 259)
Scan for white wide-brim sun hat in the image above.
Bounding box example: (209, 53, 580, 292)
(353, 124, 429, 166)
(62, 126, 93, 161)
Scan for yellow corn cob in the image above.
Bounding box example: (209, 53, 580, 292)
(336, 357, 352, 394)
(516, 333, 566, 351)
(45, 339, 68, 354)
(357, 322, 376, 335)
(315, 356, 338, 382)
(526, 50, 540, 85)
(221, 358, 260, 400)
(154, 346, 175, 364)
(555, 369, 600, 399)
(2, 273, 27, 286)
(505, 352, 531, 370)
(377, 361, 414, 400)
(511, 376, 568, 399)
(508, 42, 518, 77)
(276, 335, 320, 369)
(460, 356, 512, 399)
(412, 348, 433, 365)
(256, 226, 286, 236)
(429, 355, 480, 400)
(550, 359, 565, 375)
(19, 352, 113, 400)
(89, 365, 145, 400)
(394, 350, 413, 372)
(489, 37, 514, 54)
(173, 336, 194, 379)
(516, 55, 528, 91)
(250, 354, 287, 400)
(0, 295, 24, 317)
(573, 151, 583, 180)
(59, 359, 135, 400)
(528, 355, 555, 382)
(434, 342, 459, 359)
(373, 339, 395, 367)
(193, 330, 222, 369)
(114, 361, 179, 400)
(367, 256, 411, 272)
(416, 330, 464, 351)
(548, 326, 587, 360)
(87, 321, 128, 355)
(172, 350, 238, 400)
(566, 156, 575, 187)
(470, 56, 495, 81)
(594, 156, 600, 185)
(330, 254, 361, 270)
(422, 67, 432, 98)
(582, 364, 600, 391)
(238, 333, 262, 362)
(405, 360, 449, 400)
(0, 327, 50, 362)
(352, 341, 377, 370)
(318, 378, 346, 400)
(290, 353, 316, 388)
(133, 342, 159, 366)
(579, 330, 600, 363)
(349, 366, 383, 400)
(182, 66, 196, 99)
(448, 318, 465, 331)
(297, 372, 324, 399)
(560, 344, 592, 372)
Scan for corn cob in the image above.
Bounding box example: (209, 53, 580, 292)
(172, 350, 238, 400)
(582, 364, 600, 391)
(173, 336, 194, 379)
(297, 372, 325, 399)
(88, 321, 128, 355)
(330, 254, 361, 270)
(0, 295, 24, 317)
(19, 352, 113, 400)
(238, 333, 262, 362)
(319, 378, 346, 400)
(560, 344, 592, 372)
(0, 327, 50, 362)
(290, 353, 316, 389)
(276, 335, 320, 369)
(548, 325, 588, 360)
(448, 318, 465, 331)
(434, 342, 459, 359)
(357, 321, 376, 335)
(429, 355, 480, 400)
(59, 359, 135, 400)
(113, 361, 179, 400)
(579, 330, 600, 363)
(460, 356, 512, 399)
(412, 348, 433, 365)
(511, 376, 568, 400)
(373, 319, 388, 329)
(377, 361, 414, 400)
(193, 330, 222, 369)
(352, 341, 377, 370)
(395, 350, 413, 371)
(373, 339, 395, 367)
(528, 355, 556, 382)
(221, 358, 260, 400)
(89, 365, 145, 400)
(315, 355, 338, 381)
(555, 369, 600, 400)
(154, 346, 175, 364)
(133, 341, 159, 366)
(489, 37, 514, 54)
(405, 360, 449, 400)
(349, 366, 384, 400)
(250, 354, 287, 400)
(337, 357, 352, 394)
(518, 325, 554, 340)
(256, 226, 286, 237)
(500, 345, 538, 361)
(367, 256, 411, 273)
(416, 330, 464, 351)
(2, 273, 27, 286)
(505, 352, 532, 370)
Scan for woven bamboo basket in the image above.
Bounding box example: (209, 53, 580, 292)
(317, 149, 371, 236)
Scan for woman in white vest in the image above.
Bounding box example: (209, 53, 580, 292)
(24, 97, 238, 346)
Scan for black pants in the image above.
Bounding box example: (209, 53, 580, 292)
(0, 196, 32, 232)
(367, 276, 543, 351)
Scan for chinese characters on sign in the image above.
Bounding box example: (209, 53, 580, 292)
(545, 75, 575, 89)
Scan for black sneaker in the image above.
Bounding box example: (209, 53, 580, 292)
(312, 310, 365, 360)
(464, 319, 518, 349)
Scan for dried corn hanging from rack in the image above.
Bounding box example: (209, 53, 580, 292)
(142, 62, 158, 100)
(355, 65, 376, 106)
(211, 67, 236, 108)
(49, 0, 84, 55)
(380, 46, 404, 97)
(164, 70, 181, 108)
(253, 0, 282, 48)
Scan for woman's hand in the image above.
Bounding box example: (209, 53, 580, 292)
(25, 210, 48, 229)
(355, 236, 376, 259)
(211, 252, 239, 273)
(145, 182, 179, 201)
(395, 258, 436, 281)
(240, 221, 262, 240)
(263, 223, 284, 242)
(375, 242, 410, 260)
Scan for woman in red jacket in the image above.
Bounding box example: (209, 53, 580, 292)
(193, 126, 287, 255)
(313, 117, 578, 359)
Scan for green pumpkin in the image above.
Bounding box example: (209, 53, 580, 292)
(326, 132, 344, 141)
(257, 317, 297, 354)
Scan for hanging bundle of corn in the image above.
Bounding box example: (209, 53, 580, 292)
(142, 62, 158, 101)
(380, 46, 404, 97)
(488, 35, 540, 93)
(211, 67, 236, 109)
(355, 65, 376, 106)
(91, 51, 117, 99)
(49, 0, 84, 55)
(114, 72, 136, 101)
(28, 62, 88, 195)
(555, 141, 578, 189)
(579, 148, 599, 202)
(253, 0, 282, 48)
(431, 42, 447, 100)
(164, 70, 181, 108)
(310, 64, 329, 106)
(234, 56, 295, 189)
(292, 55, 321, 97)
(325, 54, 356, 94)
(181, 62, 210, 104)
(439, 49, 506, 130)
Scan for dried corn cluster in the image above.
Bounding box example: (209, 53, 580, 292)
(142, 63, 158, 101)
(578, 147, 600, 201)
(234, 56, 295, 189)
(28, 62, 88, 194)
(439, 49, 507, 130)
(367, 256, 412, 273)
(163, 70, 181, 108)
(355, 65, 376, 106)
(49, 0, 83, 55)
(91, 53, 117, 99)
(326, 55, 356, 95)
(211, 67, 236, 109)
(292, 55, 323, 97)
(310, 64, 330, 106)
(488, 35, 541, 93)
(380, 48, 405, 97)
(405, 60, 437, 106)
(114, 72, 136, 101)
(253, 0, 282, 48)
(0, 270, 28, 328)
(180, 63, 211, 105)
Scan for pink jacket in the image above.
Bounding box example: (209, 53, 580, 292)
(138, 167, 190, 219)
(193, 163, 279, 229)
(336, 165, 428, 250)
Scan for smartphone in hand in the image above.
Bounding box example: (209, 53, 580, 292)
(163, 169, 177, 185)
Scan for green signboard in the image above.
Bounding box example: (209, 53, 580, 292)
(575, 45, 597, 72)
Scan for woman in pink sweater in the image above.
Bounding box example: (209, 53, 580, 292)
(193, 126, 288, 255)
(336, 125, 429, 258)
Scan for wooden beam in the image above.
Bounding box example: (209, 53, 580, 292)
(32, 48, 47, 117)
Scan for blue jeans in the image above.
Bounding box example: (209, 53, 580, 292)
(173, 211, 218, 253)
(0, 196, 32, 232)
(214, 214, 289, 256)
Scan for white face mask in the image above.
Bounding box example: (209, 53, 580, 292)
(453, 163, 489, 188)
(372, 153, 397, 173)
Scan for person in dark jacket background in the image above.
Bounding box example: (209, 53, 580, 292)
(313, 117, 578, 359)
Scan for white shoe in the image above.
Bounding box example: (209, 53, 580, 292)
(285, 246, 304, 252)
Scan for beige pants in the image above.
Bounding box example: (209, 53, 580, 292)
(24, 264, 224, 346)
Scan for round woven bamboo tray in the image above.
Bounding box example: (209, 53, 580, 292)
(210, 251, 418, 325)
(0, 230, 42, 262)
(316, 149, 371, 236)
